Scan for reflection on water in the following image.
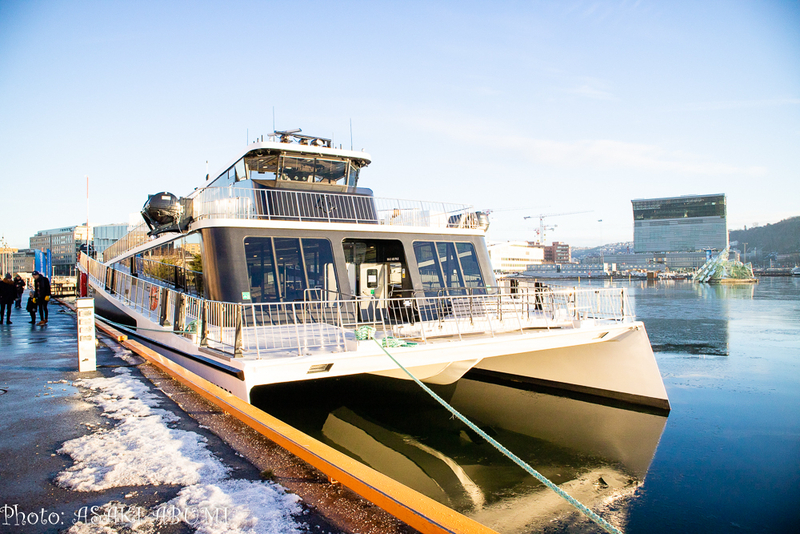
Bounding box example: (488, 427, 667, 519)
(252, 375, 667, 532)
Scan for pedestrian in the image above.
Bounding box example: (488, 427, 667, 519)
(32, 271, 51, 325)
(13, 274, 25, 308)
(1, 273, 15, 324)
(26, 290, 37, 324)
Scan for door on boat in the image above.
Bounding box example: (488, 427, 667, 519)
(343, 239, 411, 323)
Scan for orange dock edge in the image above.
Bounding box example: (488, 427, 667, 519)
(67, 300, 496, 534)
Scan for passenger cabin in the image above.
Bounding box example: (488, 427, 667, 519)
(113, 131, 494, 314)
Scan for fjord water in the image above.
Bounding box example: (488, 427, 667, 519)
(251, 277, 800, 533)
(619, 277, 800, 534)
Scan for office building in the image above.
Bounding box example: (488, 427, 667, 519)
(488, 241, 545, 273)
(30, 225, 92, 276)
(93, 223, 129, 261)
(544, 242, 571, 264)
(632, 194, 727, 253)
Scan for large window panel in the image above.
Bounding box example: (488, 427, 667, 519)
(302, 239, 336, 295)
(413, 241, 444, 295)
(456, 243, 484, 287)
(274, 238, 306, 301)
(437, 242, 465, 290)
(245, 238, 278, 302)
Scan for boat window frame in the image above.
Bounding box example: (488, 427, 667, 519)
(412, 240, 486, 296)
(244, 236, 338, 303)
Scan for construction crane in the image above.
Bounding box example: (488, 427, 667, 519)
(523, 210, 592, 244)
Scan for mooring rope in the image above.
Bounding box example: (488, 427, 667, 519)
(96, 315, 196, 335)
(375, 340, 622, 534)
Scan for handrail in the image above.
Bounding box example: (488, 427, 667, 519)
(191, 186, 481, 230)
(78, 253, 635, 360)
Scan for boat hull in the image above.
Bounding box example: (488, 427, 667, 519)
(471, 324, 670, 411)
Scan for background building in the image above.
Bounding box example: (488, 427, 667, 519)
(30, 225, 92, 276)
(11, 249, 36, 274)
(93, 223, 129, 261)
(632, 194, 728, 253)
(0, 245, 16, 276)
(488, 241, 545, 273)
(544, 242, 571, 264)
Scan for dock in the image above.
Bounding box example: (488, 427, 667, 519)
(0, 299, 496, 534)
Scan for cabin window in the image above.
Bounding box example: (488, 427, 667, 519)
(413, 242, 444, 295)
(347, 164, 360, 187)
(244, 237, 337, 302)
(279, 156, 350, 184)
(437, 242, 465, 289)
(413, 241, 485, 296)
(245, 238, 278, 302)
(248, 154, 279, 180)
(456, 242, 484, 288)
(302, 238, 336, 296)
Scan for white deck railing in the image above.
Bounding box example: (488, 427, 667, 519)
(191, 186, 481, 229)
(100, 187, 483, 261)
(79, 254, 634, 360)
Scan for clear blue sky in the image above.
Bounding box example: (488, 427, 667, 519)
(1, 0, 798, 249)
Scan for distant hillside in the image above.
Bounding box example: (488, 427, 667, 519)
(729, 216, 800, 255)
(572, 242, 633, 260)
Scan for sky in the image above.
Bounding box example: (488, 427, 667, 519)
(1, 0, 798, 250)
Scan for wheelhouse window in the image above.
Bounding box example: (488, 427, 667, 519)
(413, 241, 485, 296)
(245, 237, 337, 303)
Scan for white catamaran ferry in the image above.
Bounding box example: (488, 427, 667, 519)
(78, 130, 670, 411)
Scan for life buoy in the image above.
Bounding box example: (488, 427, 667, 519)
(149, 286, 158, 311)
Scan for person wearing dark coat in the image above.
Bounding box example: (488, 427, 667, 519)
(25, 290, 37, 323)
(13, 274, 25, 308)
(0, 273, 16, 324)
(32, 271, 51, 325)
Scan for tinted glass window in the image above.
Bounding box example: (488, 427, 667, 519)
(302, 239, 336, 296)
(245, 238, 278, 302)
(413, 241, 443, 295)
(437, 242, 464, 289)
(456, 242, 485, 293)
(273, 238, 305, 301)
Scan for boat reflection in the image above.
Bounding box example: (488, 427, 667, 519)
(251, 376, 667, 533)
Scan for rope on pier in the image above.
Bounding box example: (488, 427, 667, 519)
(375, 340, 623, 534)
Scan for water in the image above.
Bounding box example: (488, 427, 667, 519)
(251, 277, 800, 533)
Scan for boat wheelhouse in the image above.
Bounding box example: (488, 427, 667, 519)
(79, 130, 670, 411)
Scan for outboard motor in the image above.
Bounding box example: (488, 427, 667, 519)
(141, 192, 192, 236)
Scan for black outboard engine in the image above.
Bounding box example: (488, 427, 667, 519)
(141, 192, 192, 236)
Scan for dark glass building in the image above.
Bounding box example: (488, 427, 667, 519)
(632, 194, 727, 253)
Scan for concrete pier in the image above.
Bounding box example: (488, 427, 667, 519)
(0, 301, 416, 533)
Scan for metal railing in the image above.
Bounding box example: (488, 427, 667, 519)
(79, 254, 634, 360)
(191, 186, 481, 229)
(101, 222, 149, 262)
(96, 189, 483, 262)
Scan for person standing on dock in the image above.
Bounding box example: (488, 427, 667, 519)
(13, 274, 25, 308)
(1, 273, 16, 324)
(32, 271, 51, 325)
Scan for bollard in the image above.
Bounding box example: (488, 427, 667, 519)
(76, 298, 97, 372)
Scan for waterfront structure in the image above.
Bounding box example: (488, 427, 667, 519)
(80, 130, 670, 410)
(632, 194, 727, 253)
(544, 242, 571, 264)
(30, 225, 92, 276)
(488, 241, 544, 273)
(585, 251, 709, 271)
(519, 263, 615, 278)
(93, 223, 130, 261)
